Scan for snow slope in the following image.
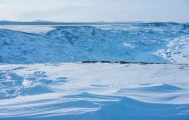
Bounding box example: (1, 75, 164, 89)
(0, 63, 189, 119)
(155, 35, 189, 63)
(1, 23, 189, 64)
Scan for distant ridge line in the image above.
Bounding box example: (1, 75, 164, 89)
(0, 21, 187, 25)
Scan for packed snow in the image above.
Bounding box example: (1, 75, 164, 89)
(0, 23, 189, 120)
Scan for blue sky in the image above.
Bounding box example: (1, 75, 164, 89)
(0, 0, 189, 22)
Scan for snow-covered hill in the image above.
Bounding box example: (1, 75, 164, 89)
(1, 23, 189, 64)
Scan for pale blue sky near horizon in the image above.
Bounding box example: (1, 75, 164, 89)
(0, 0, 189, 22)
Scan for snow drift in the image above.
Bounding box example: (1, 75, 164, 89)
(0, 63, 189, 120)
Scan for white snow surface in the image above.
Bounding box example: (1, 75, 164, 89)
(0, 63, 189, 119)
(0, 23, 189, 120)
(0, 25, 55, 34)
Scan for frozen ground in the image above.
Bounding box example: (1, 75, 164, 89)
(0, 23, 189, 120)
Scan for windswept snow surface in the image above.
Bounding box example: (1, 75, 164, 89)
(0, 23, 189, 120)
(0, 63, 189, 120)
